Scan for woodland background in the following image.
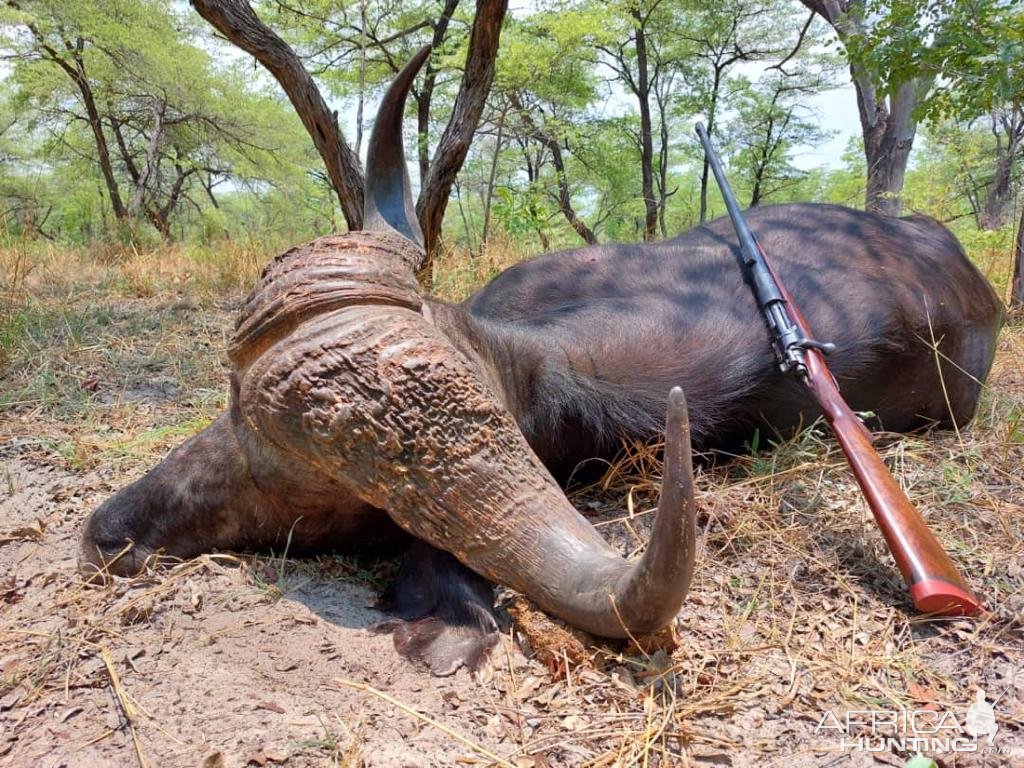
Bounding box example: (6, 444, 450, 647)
(1, 3, 1023, 766)
(0, 0, 1021, 306)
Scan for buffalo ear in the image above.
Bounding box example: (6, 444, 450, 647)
(363, 44, 430, 248)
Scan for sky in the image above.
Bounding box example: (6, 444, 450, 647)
(791, 83, 861, 170)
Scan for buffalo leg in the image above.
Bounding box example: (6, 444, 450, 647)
(372, 541, 499, 676)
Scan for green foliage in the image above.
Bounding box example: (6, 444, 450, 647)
(842, 0, 1022, 121)
(0, 0, 326, 243)
(496, 5, 610, 107)
(0, 0, 1018, 263)
(920, 0, 1021, 123)
(725, 72, 837, 206)
(490, 186, 545, 237)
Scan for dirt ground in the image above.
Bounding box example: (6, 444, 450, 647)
(1, 248, 1022, 767)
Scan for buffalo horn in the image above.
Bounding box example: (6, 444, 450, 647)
(362, 44, 430, 248)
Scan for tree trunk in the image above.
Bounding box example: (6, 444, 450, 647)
(190, 0, 365, 230)
(511, 96, 598, 245)
(748, 94, 784, 207)
(74, 71, 129, 221)
(547, 138, 598, 245)
(630, 6, 657, 241)
(354, 0, 368, 156)
(799, 0, 928, 217)
(1012, 201, 1024, 313)
(146, 209, 172, 241)
(417, 0, 508, 279)
(480, 111, 506, 247)
(108, 114, 141, 186)
(655, 77, 672, 238)
(145, 163, 193, 241)
(415, 0, 461, 184)
(980, 116, 1020, 230)
(34, 33, 128, 222)
(859, 79, 918, 216)
(981, 160, 1012, 230)
(749, 153, 766, 207)
(129, 102, 166, 217)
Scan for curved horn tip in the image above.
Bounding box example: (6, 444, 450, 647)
(595, 383, 696, 636)
(409, 43, 432, 71)
(667, 386, 687, 419)
(665, 386, 691, 448)
(363, 44, 433, 248)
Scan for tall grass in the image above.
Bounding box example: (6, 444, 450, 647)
(0, 237, 275, 366)
(1, 219, 1017, 370)
(429, 233, 534, 302)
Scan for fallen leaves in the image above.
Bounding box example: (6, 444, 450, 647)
(0, 520, 46, 547)
(255, 701, 286, 715)
(505, 595, 594, 679)
(243, 747, 289, 766)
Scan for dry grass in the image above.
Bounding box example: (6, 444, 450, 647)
(0, 238, 264, 472)
(431, 233, 531, 302)
(0, 236, 1022, 767)
(538, 328, 1024, 763)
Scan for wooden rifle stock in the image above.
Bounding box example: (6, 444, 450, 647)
(694, 122, 981, 616)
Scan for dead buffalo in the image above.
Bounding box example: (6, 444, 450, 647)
(81, 48, 1004, 675)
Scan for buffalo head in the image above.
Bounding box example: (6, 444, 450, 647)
(81, 46, 697, 641)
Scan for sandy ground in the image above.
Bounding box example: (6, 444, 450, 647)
(1, 283, 1022, 767)
(0, 446, 806, 768)
(2, 440, 1021, 767)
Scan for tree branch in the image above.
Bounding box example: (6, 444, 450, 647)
(190, 0, 365, 229)
(416, 0, 508, 264)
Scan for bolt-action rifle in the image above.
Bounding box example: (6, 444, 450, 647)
(695, 122, 981, 616)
